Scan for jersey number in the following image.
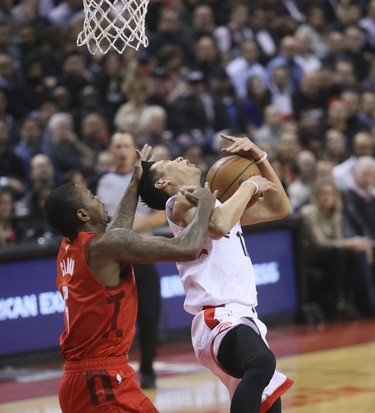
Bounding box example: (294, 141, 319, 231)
(102, 291, 125, 339)
(236, 231, 249, 256)
(86, 370, 115, 406)
(62, 285, 70, 333)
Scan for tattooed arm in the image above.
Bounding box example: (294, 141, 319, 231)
(90, 186, 216, 286)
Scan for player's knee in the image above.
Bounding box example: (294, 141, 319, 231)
(246, 348, 276, 385)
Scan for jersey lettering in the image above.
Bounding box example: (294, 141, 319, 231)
(102, 291, 125, 339)
(60, 258, 75, 277)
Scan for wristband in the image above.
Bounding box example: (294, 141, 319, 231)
(254, 152, 267, 165)
(247, 180, 259, 194)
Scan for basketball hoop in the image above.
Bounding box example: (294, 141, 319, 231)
(77, 0, 150, 55)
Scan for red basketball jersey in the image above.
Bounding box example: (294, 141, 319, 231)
(56, 231, 138, 361)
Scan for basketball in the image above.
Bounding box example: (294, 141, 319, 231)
(206, 155, 261, 207)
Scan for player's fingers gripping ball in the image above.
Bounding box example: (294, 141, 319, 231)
(206, 155, 261, 208)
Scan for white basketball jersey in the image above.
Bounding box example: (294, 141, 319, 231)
(166, 196, 258, 315)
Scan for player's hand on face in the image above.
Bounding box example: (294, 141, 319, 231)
(180, 182, 217, 210)
(220, 134, 264, 161)
(133, 144, 155, 182)
(243, 175, 278, 194)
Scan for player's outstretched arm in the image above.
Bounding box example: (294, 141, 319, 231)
(94, 185, 216, 263)
(221, 134, 291, 225)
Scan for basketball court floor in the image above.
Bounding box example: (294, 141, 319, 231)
(1, 318, 375, 413)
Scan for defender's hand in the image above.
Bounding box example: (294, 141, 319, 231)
(133, 144, 155, 183)
(180, 182, 217, 209)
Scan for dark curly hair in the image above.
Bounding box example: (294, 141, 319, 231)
(44, 183, 85, 239)
(138, 161, 170, 210)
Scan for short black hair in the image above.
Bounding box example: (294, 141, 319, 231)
(44, 183, 85, 239)
(138, 161, 169, 210)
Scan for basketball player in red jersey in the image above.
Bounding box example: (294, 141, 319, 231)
(44, 145, 216, 413)
(138, 135, 293, 413)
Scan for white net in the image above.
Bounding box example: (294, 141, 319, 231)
(77, 0, 150, 55)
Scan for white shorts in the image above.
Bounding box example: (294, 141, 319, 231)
(191, 303, 293, 412)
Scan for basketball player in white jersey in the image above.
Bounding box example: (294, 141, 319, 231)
(138, 134, 294, 413)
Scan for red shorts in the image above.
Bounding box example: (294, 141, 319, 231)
(59, 357, 158, 413)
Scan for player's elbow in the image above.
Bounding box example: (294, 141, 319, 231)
(178, 245, 204, 261)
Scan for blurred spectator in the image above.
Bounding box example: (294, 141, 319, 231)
(59, 169, 88, 187)
(190, 34, 221, 81)
(95, 51, 124, 117)
(87, 149, 114, 194)
(322, 98, 357, 145)
(213, 3, 252, 64)
(361, 57, 375, 92)
(294, 30, 322, 73)
(0, 119, 26, 198)
(17, 184, 57, 245)
(209, 67, 247, 135)
(174, 70, 223, 148)
(315, 159, 334, 180)
(79, 112, 109, 156)
(0, 187, 21, 246)
(358, 90, 375, 129)
(22, 54, 53, 110)
(0, 89, 19, 144)
(148, 7, 192, 64)
(278, 130, 301, 186)
(249, 6, 278, 65)
(359, 0, 375, 49)
(47, 112, 95, 176)
(74, 85, 113, 130)
(341, 89, 369, 138)
(333, 59, 358, 93)
(51, 85, 72, 113)
(242, 75, 271, 133)
(16, 152, 57, 216)
(321, 129, 348, 165)
(292, 70, 325, 125)
(186, 3, 215, 45)
(14, 115, 49, 172)
(254, 105, 284, 148)
(0, 52, 31, 119)
(29, 153, 57, 189)
(343, 25, 371, 82)
(48, 0, 84, 29)
(56, 51, 94, 109)
(320, 30, 346, 69)
(333, 131, 374, 191)
(136, 105, 177, 156)
(300, 178, 375, 319)
(266, 35, 304, 92)
(331, 0, 363, 32)
(0, 21, 19, 60)
(287, 149, 317, 213)
(268, 65, 293, 119)
(342, 157, 375, 245)
(226, 40, 267, 99)
(151, 144, 172, 162)
(297, 5, 330, 58)
(114, 76, 148, 131)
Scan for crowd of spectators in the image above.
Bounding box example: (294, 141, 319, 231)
(0, 0, 375, 321)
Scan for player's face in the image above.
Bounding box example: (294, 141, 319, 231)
(153, 156, 201, 183)
(77, 186, 109, 227)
